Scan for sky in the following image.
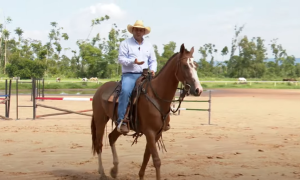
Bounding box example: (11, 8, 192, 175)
(1, 0, 299, 61)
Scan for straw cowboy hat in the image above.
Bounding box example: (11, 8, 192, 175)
(127, 20, 151, 35)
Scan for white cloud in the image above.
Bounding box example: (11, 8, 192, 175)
(20, 3, 128, 57)
(148, 7, 256, 61)
(66, 3, 127, 36)
(83, 3, 126, 18)
(59, 3, 128, 56)
(23, 30, 49, 42)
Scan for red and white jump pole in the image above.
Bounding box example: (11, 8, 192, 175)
(32, 85, 94, 119)
(35, 97, 93, 101)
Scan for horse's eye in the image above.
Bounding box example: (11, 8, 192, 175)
(184, 65, 189, 69)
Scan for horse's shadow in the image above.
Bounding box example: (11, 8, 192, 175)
(50, 169, 139, 180)
(50, 169, 109, 180)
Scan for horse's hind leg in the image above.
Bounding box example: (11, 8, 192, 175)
(108, 128, 121, 178)
(91, 114, 109, 180)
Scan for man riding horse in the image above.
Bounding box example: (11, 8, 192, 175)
(91, 20, 203, 178)
(117, 20, 170, 134)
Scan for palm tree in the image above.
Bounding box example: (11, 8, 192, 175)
(0, 23, 3, 69)
(0, 17, 12, 73)
(47, 29, 55, 62)
(14, 27, 24, 57)
(3, 29, 10, 73)
(50, 22, 57, 28)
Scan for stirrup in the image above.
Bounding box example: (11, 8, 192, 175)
(117, 119, 124, 133)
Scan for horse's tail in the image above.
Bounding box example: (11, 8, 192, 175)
(91, 115, 98, 156)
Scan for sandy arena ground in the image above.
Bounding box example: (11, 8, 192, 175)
(0, 89, 300, 180)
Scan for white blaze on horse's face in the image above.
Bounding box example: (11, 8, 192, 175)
(187, 58, 197, 76)
(186, 57, 203, 96)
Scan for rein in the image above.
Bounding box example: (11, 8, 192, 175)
(129, 54, 192, 150)
(148, 81, 190, 114)
(146, 56, 191, 114)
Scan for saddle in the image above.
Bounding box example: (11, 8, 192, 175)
(102, 69, 150, 132)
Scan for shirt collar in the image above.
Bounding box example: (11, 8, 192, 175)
(131, 36, 144, 45)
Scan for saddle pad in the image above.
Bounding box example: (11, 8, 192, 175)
(108, 94, 119, 102)
(101, 82, 120, 102)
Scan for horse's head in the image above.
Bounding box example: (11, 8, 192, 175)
(176, 44, 203, 96)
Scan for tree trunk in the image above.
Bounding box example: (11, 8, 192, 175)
(0, 37, 2, 70)
(4, 39, 7, 74)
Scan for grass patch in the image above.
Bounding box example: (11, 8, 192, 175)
(0, 81, 103, 90)
(201, 82, 300, 89)
(1, 78, 299, 90)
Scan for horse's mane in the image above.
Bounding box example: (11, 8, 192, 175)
(153, 52, 179, 79)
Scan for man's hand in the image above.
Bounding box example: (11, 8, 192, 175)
(150, 70, 155, 76)
(134, 59, 144, 65)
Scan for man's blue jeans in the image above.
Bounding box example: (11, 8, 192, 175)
(117, 73, 141, 125)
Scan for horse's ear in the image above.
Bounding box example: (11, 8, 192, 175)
(180, 43, 185, 54)
(190, 46, 194, 55)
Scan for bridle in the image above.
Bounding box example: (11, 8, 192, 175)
(143, 55, 192, 116)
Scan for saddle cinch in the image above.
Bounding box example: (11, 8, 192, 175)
(102, 69, 151, 132)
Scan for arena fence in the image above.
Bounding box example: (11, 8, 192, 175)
(0, 79, 12, 120)
(171, 87, 213, 125)
(16, 78, 44, 120)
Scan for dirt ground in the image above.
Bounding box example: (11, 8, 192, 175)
(0, 89, 300, 180)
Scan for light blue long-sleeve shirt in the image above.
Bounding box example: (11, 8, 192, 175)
(118, 36, 157, 74)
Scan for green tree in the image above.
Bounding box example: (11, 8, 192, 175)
(5, 54, 46, 78)
(157, 41, 176, 71)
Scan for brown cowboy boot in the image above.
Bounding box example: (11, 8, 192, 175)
(117, 118, 130, 134)
(118, 123, 129, 134)
(117, 106, 131, 134)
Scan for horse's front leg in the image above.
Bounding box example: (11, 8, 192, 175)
(145, 132, 161, 180)
(139, 144, 150, 180)
(139, 134, 163, 180)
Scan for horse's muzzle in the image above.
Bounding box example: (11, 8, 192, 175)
(191, 86, 202, 96)
(190, 83, 203, 96)
(195, 88, 203, 96)
(184, 82, 203, 96)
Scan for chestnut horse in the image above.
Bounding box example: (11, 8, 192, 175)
(91, 43, 203, 180)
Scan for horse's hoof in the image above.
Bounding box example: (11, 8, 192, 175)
(110, 167, 118, 178)
(99, 175, 108, 180)
(139, 171, 145, 180)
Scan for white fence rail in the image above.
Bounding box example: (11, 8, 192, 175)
(0, 79, 299, 84)
(198, 81, 299, 87)
(200, 81, 299, 82)
(0, 79, 109, 84)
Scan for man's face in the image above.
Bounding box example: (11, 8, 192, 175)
(132, 27, 145, 39)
